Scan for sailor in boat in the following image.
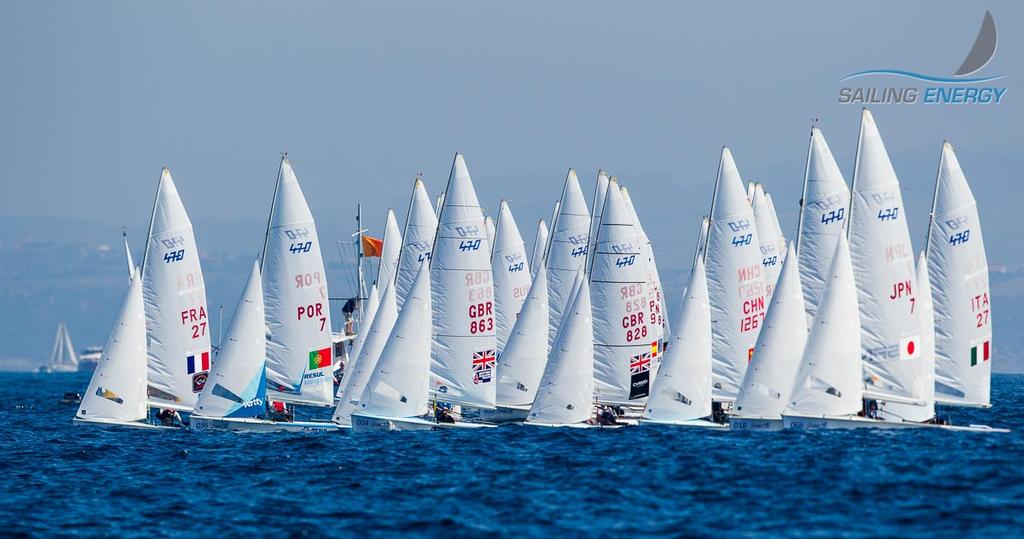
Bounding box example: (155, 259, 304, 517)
(156, 408, 184, 427)
(595, 405, 618, 426)
(342, 297, 359, 336)
(434, 404, 456, 424)
(268, 401, 294, 422)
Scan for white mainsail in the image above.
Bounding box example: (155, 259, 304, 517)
(76, 270, 148, 425)
(527, 272, 594, 425)
(492, 200, 532, 354)
(357, 263, 433, 420)
(546, 169, 591, 349)
(333, 282, 398, 424)
(796, 127, 851, 322)
(495, 261, 550, 408)
(735, 244, 808, 418)
(194, 262, 267, 419)
(705, 148, 765, 400)
(642, 257, 713, 422)
(336, 284, 379, 400)
(786, 235, 862, 417)
(395, 178, 438, 309)
(591, 180, 655, 404)
(430, 154, 497, 408)
(123, 230, 136, 281)
(752, 184, 786, 303)
(621, 185, 668, 343)
(693, 216, 709, 265)
(587, 170, 610, 276)
(141, 168, 211, 411)
(262, 158, 334, 406)
(49, 322, 79, 371)
(529, 219, 549, 278)
(847, 110, 932, 422)
(376, 209, 402, 292)
(928, 142, 991, 407)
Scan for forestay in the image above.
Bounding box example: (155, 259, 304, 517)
(591, 180, 655, 404)
(928, 143, 991, 407)
(491, 200, 532, 354)
(77, 270, 148, 424)
(495, 262, 550, 408)
(395, 178, 438, 309)
(705, 148, 765, 400)
(797, 127, 851, 322)
(430, 154, 498, 408)
(195, 262, 267, 419)
(527, 272, 594, 425)
(142, 168, 211, 411)
(736, 245, 808, 418)
(333, 282, 398, 424)
(642, 257, 712, 422)
(545, 169, 591, 350)
(262, 158, 334, 406)
(847, 111, 932, 422)
(377, 209, 402, 292)
(786, 236, 862, 417)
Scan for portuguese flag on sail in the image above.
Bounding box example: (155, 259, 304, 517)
(970, 340, 991, 366)
(309, 347, 332, 370)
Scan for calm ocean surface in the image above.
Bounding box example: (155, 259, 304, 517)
(2, 372, 1022, 538)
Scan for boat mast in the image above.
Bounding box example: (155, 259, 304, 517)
(392, 175, 421, 290)
(259, 155, 286, 271)
(357, 203, 366, 309)
(846, 110, 867, 240)
(139, 168, 164, 275)
(543, 170, 572, 264)
(923, 142, 946, 254)
(794, 123, 815, 256)
(703, 148, 726, 263)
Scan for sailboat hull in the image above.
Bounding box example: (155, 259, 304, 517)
(190, 416, 339, 433)
(352, 414, 438, 432)
(639, 418, 728, 429)
(782, 413, 1009, 432)
(462, 405, 531, 424)
(521, 421, 626, 429)
(728, 416, 784, 431)
(72, 417, 173, 430)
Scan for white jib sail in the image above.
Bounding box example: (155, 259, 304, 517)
(395, 178, 438, 309)
(358, 263, 433, 420)
(123, 231, 136, 281)
(752, 184, 785, 303)
(262, 158, 334, 406)
(336, 284, 379, 398)
(430, 154, 498, 408)
(693, 216, 710, 266)
(592, 180, 656, 404)
(847, 110, 932, 422)
(333, 281, 398, 424)
(485, 215, 496, 255)
(642, 257, 712, 422)
(705, 148, 765, 400)
(786, 235, 863, 417)
(77, 269, 148, 424)
(377, 209, 402, 292)
(735, 244, 808, 419)
(529, 219, 549, 279)
(621, 185, 669, 344)
(195, 262, 268, 419)
(492, 200, 532, 354)
(495, 261, 550, 408)
(796, 127, 851, 322)
(765, 193, 787, 247)
(141, 168, 211, 411)
(587, 170, 610, 276)
(546, 169, 591, 350)
(916, 252, 937, 414)
(928, 142, 991, 406)
(527, 271, 594, 425)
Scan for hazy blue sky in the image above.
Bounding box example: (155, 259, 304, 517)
(1, 2, 1023, 362)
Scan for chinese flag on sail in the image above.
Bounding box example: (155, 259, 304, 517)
(362, 235, 384, 257)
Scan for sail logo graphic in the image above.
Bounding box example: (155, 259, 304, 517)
(877, 208, 900, 221)
(570, 245, 588, 257)
(820, 208, 845, 225)
(949, 230, 971, 246)
(838, 10, 1007, 105)
(615, 255, 636, 267)
(459, 239, 481, 251)
(164, 249, 185, 263)
(289, 241, 312, 254)
(731, 234, 752, 247)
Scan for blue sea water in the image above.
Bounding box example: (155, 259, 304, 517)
(2, 372, 1022, 538)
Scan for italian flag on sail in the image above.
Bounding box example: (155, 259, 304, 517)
(309, 347, 332, 370)
(970, 340, 991, 366)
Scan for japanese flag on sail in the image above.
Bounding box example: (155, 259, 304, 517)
(899, 336, 920, 361)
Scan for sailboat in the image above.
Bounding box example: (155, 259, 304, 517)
(340, 283, 380, 396)
(526, 271, 605, 428)
(732, 244, 808, 430)
(40, 322, 79, 373)
(141, 168, 211, 413)
(591, 179, 656, 406)
(752, 183, 786, 303)
(529, 219, 549, 279)
(928, 142, 993, 408)
(430, 154, 498, 409)
(395, 177, 437, 309)
(640, 257, 724, 428)
(75, 269, 168, 429)
(191, 263, 335, 432)
(705, 148, 766, 402)
(846, 110, 934, 423)
(621, 185, 669, 346)
(797, 126, 851, 323)
(332, 281, 398, 426)
(545, 169, 591, 350)
(261, 157, 335, 408)
(492, 200, 532, 354)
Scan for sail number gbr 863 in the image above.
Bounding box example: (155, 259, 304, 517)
(466, 270, 494, 335)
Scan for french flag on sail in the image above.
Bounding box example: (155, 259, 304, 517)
(187, 351, 210, 374)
